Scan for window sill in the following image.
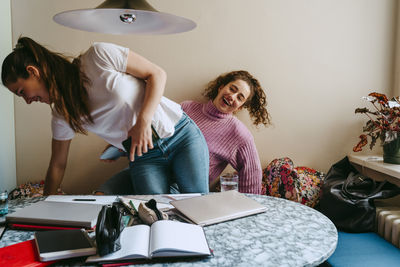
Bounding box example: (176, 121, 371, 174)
(348, 154, 400, 187)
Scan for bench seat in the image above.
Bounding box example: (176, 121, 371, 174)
(326, 231, 400, 267)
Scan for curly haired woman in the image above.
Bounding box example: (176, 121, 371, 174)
(181, 70, 271, 194)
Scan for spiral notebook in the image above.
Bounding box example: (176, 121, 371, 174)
(170, 190, 267, 226)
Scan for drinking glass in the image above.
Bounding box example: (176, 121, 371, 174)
(0, 191, 8, 215)
(220, 173, 239, 192)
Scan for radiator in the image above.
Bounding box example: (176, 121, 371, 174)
(376, 206, 400, 248)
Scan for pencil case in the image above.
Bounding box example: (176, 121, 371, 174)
(95, 202, 125, 256)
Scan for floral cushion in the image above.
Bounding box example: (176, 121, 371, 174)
(262, 158, 324, 208)
(294, 166, 324, 208)
(262, 157, 300, 202)
(8, 181, 64, 200)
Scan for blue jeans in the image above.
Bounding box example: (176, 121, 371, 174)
(129, 113, 209, 194)
(98, 168, 133, 195)
(98, 168, 181, 194)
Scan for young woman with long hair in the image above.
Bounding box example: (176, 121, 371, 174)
(2, 37, 209, 195)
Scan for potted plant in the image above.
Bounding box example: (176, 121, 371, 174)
(353, 92, 400, 164)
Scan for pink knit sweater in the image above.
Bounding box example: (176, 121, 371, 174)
(181, 100, 262, 194)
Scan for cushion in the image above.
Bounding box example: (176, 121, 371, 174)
(9, 180, 64, 199)
(262, 157, 300, 202)
(327, 231, 400, 267)
(294, 166, 324, 208)
(262, 158, 324, 208)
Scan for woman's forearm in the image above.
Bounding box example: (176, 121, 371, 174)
(43, 139, 71, 195)
(126, 50, 166, 125)
(44, 164, 67, 195)
(137, 67, 166, 125)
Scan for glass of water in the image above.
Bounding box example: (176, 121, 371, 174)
(0, 191, 8, 215)
(220, 173, 239, 192)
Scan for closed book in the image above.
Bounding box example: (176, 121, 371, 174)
(6, 201, 102, 229)
(0, 239, 57, 267)
(34, 229, 96, 262)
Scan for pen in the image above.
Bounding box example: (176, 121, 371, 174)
(72, 199, 96, 201)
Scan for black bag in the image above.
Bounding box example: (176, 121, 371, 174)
(95, 202, 125, 256)
(319, 156, 400, 233)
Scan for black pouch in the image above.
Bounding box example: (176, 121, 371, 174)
(95, 202, 125, 256)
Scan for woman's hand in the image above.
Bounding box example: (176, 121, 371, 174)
(127, 118, 154, 161)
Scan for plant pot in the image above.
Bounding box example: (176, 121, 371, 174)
(383, 138, 400, 164)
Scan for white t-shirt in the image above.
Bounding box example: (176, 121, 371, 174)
(51, 42, 183, 150)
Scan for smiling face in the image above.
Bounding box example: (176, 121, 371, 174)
(6, 66, 50, 104)
(212, 79, 251, 114)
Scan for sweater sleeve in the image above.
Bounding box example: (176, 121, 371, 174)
(232, 139, 262, 194)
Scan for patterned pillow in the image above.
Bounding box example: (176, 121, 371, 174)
(294, 166, 324, 208)
(262, 158, 324, 208)
(8, 180, 64, 200)
(262, 157, 300, 202)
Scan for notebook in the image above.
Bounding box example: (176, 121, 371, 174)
(6, 201, 103, 229)
(34, 229, 96, 262)
(86, 220, 211, 263)
(170, 190, 267, 226)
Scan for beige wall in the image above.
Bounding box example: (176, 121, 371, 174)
(0, 0, 16, 192)
(393, 1, 400, 96)
(10, 0, 397, 194)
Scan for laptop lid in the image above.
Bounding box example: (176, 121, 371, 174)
(170, 190, 267, 226)
(6, 201, 103, 228)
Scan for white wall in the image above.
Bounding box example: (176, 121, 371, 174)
(0, 0, 16, 192)
(10, 0, 397, 194)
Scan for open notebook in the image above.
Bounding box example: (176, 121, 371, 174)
(86, 220, 211, 263)
(170, 190, 267, 226)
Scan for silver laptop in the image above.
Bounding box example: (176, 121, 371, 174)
(170, 190, 267, 226)
(6, 201, 103, 228)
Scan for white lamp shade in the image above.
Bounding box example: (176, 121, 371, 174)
(53, 1, 196, 35)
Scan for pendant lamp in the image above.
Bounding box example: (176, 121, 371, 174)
(53, 0, 196, 35)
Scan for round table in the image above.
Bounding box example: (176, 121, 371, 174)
(0, 194, 337, 266)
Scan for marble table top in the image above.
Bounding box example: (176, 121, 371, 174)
(0, 194, 337, 267)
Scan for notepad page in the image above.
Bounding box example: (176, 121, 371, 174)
(149, 220, 210, 257)
(86, 225, 150, 262)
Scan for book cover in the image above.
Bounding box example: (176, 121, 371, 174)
(0, 239, 57, 267)
(6, 201, 102, 228)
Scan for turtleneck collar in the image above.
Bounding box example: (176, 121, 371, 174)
(202, 100, 232, 120)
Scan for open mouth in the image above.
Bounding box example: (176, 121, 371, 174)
(222, 97, 231, 106)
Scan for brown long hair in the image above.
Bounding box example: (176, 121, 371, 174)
(203, 70, 271, 126)
(1, 37, 93, 134)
